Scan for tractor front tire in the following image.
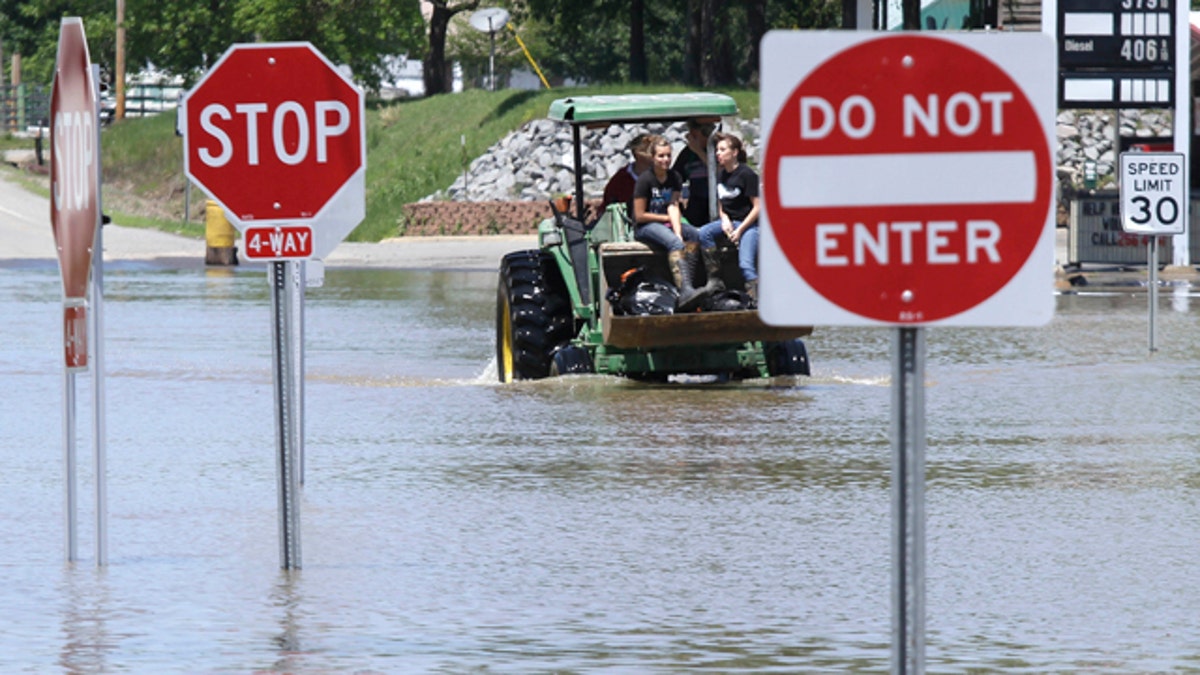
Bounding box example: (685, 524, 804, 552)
(766, 339, 811, 377)
(496, 250, 572, 382)
(549, 344, 593, 376)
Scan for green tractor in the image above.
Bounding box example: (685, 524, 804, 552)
(495, 93, 812, 382)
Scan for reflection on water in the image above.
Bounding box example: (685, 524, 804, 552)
(1, 264, 1199, 672)
(58, 568, 116, 674)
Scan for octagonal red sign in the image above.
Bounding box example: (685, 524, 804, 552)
(759, 32, 1055, 327)
(49, 17, 99, 370)
(184, 42, 364, 248)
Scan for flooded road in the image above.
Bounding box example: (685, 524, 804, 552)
(2, 261, 1199, 673)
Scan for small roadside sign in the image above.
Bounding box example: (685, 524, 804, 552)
(243, 225, 315, 260)
(1119, 151, 1185, 234)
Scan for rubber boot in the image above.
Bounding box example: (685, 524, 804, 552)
(701, 247, 726, 294)
(668, 248, 711, 312)
(745, 279, 758, 308)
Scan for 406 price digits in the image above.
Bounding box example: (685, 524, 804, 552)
(1120, 38, 1170, 63)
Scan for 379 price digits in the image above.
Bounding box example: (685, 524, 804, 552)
(1121, 0, 1167, 9)
(1120, 38, 1169, 63)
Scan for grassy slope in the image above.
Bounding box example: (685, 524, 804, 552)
(7, 85, 759, 242)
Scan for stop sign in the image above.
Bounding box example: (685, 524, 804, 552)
(49, 17, 100, 370)
(759, 33, 1055, 326)
(183, 42, 365, 259)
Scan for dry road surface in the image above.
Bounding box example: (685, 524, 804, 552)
(0, 172, 536, 270)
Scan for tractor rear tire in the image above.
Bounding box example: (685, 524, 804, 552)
(496, 250, 573, 382)
(766, 339, 811, 377)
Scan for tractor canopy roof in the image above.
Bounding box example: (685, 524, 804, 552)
(547, 92, 738, 127)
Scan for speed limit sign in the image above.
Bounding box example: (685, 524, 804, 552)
(1120, 152, 1186, 235)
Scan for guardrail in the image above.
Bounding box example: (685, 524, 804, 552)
(1, 82, 183, 133)
(113, 83, 183, 119)
(1, 84, 51, 134)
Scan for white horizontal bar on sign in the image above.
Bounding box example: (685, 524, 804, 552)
(777, 151, 1037, 208)
(1120, 78, 1171, 102)
(1123, 78, 1171, 102)
(1064, 78, 1114, 102)
(1063, 12, 1114, 36)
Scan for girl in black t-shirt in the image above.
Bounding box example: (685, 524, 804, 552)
(697, 133, 761, 304)
(632, 136, 707, 309)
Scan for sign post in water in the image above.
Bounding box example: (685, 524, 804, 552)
(1119, 151, 1185, 352)
(183, 42, 366, 570)
(759, 31, 1055, 673)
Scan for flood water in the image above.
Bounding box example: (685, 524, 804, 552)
(2, 260, 1199, 673)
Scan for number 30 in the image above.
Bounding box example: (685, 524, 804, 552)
(1129, 195, 1178, 226)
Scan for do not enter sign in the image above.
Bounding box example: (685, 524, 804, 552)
(759, 33, 1056, 326)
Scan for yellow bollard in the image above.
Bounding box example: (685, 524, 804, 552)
(204, 200, 238, 266)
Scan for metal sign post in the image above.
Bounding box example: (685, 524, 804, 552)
(892, 327, 926, 674)
(1149, 237, 1159, 351)
(1118, 151, 1185, 353)
(90, 64, 108, 566)
(270, 261, 302, 569)
(295, 262, 306, 485)
(62, 371, 78, 561)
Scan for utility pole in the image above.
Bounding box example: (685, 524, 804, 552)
(902, 0, 921, 29)
(115, 0, 126, 120)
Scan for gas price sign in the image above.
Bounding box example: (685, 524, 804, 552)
(1058, 0, 1174, 70)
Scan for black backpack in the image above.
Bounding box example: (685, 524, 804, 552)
(606, 266, 678, 316)
(705, 289, 752, 312)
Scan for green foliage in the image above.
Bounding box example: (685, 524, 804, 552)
(0, 0, 424, 91)
(0, 0, 838, 93)
(510, 0, 839, 86)
(512, 0, 630, 83)
(124, 0, 251, 86)
(770, 1, 842, 29)
(360, 87, 562, 241)
(233, 0, 424, 91)
(0, 0, 113, 85)
(101, 106, 182, 192)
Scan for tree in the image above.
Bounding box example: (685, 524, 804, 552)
(641, 0, 689, 83)
(902, 0, 921, 28)
(126, 0, 250, 85)
(629, 0, 646, 84)
(522, 0, 685, 85)
(682, 0, 699, 85)
(235, 0, 425, 91)
(699, 0, 719, 86)
(424, 0, 481, 96)
(0, 0, 113, 85)
(744, 0, 765, 87)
